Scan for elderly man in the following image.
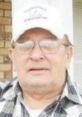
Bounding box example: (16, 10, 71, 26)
(0, 1, 82, 117)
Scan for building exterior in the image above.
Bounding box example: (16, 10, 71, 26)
(73, 0, 82, 93)
(0, 0, 12, 81)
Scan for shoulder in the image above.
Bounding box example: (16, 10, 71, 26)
(66, 86, 82, 117)
(0, 81, 9, 94)
(0, 78, 18, 113)
(0, 78, 17, 97)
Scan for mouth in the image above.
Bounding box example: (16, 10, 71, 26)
(28, 68, 49, 75)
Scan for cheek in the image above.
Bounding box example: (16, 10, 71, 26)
(13, 53, 27, 74)
(47, 52, 67, 72)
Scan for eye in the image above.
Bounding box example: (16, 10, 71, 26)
(15, 40, 34, 49)
(40, 40, 59, 48)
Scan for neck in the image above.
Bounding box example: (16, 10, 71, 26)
(21, 75, 66, 109)
(23, 89, 61, 109)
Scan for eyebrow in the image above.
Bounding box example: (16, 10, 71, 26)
(17, 34, 58, 43)
(44, 35, 58, 40)
(17, 37, 31, 43)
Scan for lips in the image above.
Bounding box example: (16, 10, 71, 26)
(28, 68, 49, 71)
(29, 68, 48, 71)
(28, 67, 49, 74)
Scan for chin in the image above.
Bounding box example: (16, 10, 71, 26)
(26, 74, 52, 83)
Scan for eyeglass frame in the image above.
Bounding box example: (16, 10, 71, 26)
(11, 37, 72, 54)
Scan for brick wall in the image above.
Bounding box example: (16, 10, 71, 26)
(0, 0, 12, 81)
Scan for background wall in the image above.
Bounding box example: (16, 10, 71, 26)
(73, 0, 82, 93)
(0, 0, 12, 81)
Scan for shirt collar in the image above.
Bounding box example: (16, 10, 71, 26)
(61, 74, 82, 105)
(1, 74, 82, 105)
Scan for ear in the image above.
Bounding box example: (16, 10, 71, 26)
(65, 46, 73, 68)
(8, 48, 15, 63)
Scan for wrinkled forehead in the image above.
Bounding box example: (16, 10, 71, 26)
(16, 27, 58, 42)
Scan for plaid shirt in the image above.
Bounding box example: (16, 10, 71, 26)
(0, 74, 82, 117)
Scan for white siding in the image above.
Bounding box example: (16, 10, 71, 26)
(73, 0, 82, 93)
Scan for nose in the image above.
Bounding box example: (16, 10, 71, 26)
(29, 44, 45, 61)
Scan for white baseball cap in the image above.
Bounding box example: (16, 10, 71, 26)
(12, 1, 69, 42)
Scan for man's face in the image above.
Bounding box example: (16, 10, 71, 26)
(9, 28, 73, 95)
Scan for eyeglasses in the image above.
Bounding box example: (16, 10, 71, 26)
(13, 38, 69, 54)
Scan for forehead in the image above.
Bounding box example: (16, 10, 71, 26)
(17, 28, 57, 42)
